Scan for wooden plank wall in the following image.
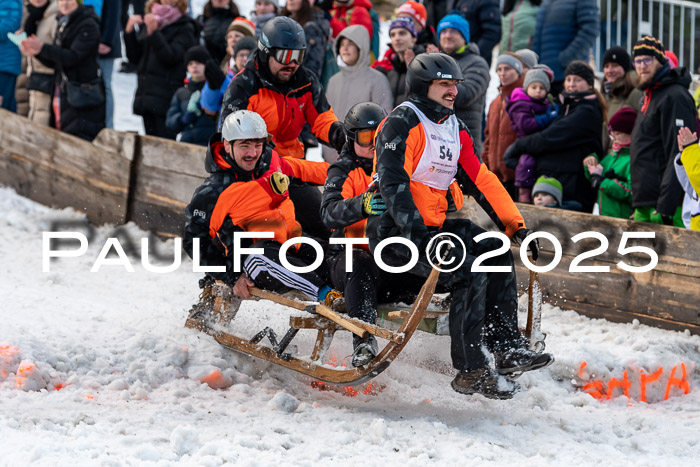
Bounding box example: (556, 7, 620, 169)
(0, 108, 134, 225)
(2, 108, 699, 334)
(453, 200, 700, 334)
(129, 135, 208, 237)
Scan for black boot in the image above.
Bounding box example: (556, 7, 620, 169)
(451, 368, 520, 399)
(351, 335, 378, 367)
(494, 348, 554, 375)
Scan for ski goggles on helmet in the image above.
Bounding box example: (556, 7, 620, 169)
(272, 48, 305, 65)
(354, 128, 377, 147)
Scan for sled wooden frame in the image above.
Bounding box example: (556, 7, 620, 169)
(185, 266, 441, 386)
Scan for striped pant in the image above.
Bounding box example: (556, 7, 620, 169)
(243, 239, 330, 301)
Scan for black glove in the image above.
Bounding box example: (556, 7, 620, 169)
(513, 228, 539, 261)
(604, 169, 626, 182)
(329, 121, 346, 152)
(590, 173, 603, 190)
(204, 58, 226, 90)
(503, 143, 521, 170)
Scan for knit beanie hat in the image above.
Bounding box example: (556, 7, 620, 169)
(437, 13, 470, 43)
(185, 45, 211, 65)
(227, 17, 256, 37)
(396, 1, 427, 29)
(608, 106, 637, 134)
(496, 52, 523, 75)
(564, 60, 595, 86)
(602, 46, 632, 72)
(523, 68, 551, 93)
(515, 49, 538, 69)
(389, 17, 417, 38)
(532, 176, 563, 205)
(632, 35, 667, 64)
(234, 36, 256, 58)
(665, 50, 678, 68)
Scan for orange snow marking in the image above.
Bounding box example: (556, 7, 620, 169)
(606, 370, 631, 400)
(583, 380, 605, 400)
(15, 361, 36, 389)
(85, 394, 95, 400)
(664, 363, 690, 400)
(578, 361, 588, 379)
(0, 345, 19, 380)
(310, 355, 383, 397)
(639, 367, 663, 403)
(201, 370, 233, 390)
(578, 362, 692, 403)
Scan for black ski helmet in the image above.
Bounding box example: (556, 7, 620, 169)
(344, 102, 388, 142)
(258, 17, 306, 62)
(406, 53, 464, 96)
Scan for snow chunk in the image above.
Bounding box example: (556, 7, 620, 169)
(107, 379, 129, 391)
(170, 424, 200, 456)
(267, 392, 300, 413)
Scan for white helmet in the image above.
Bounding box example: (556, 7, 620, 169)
(222, 110, 268, 142)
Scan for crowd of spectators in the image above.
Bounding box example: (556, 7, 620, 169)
(0, 0, 698, 230)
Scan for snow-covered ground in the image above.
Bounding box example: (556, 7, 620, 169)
(2, 1, 699, 464)
(2, 186, 699, 465)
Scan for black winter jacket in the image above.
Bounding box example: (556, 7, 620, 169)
(509, 90, 603, 211)
(299, 9, 331, 79)
(125, 15, 198, 117)
(36, 5, 105, 140)
(448, 0, 501, 65)
(165, 79, 218, 146)
(99, 0, 122, 59)
(630, 64, 698, 214)
(200, 8, 236, 64)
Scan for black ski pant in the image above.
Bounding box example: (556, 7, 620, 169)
(242, 239, 331, 301)
(374, 218, 524, 371)
(328, 248, 424, 324)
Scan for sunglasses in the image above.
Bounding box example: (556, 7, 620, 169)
(273, 48, 305, 65)
(355, 128, 377, 147)
(633, 57, 653, 67)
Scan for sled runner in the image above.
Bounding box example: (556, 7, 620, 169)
(185, 264, 442, 386)
(185, 258, 548, 385)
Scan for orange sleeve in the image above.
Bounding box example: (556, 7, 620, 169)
(312, 108, 340, 143)
(473, 163, 525, 238)
(281, 157, 329, 185)
(449, 180, 464, 211)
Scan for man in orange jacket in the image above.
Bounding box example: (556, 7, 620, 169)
(184, 110, 341, 307)
(368, 53, 553, 399)
(220, 16, 344, 239)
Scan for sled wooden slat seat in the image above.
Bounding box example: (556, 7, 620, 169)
(387, 309, 448, 320)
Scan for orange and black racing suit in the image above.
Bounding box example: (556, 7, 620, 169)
(321, 143, 465, 324)
(367, 94, 528, 372)
(220, 51, 341, 239)
(184, 134, 331, 300)
(220, 51, 341, 160)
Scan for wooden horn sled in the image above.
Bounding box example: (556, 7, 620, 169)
(185, 265, 442, 386)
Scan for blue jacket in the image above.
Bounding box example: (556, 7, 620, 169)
(166, 79, 218, 146)
(532, 0, 599, 81)
(0, 0, 22, 76)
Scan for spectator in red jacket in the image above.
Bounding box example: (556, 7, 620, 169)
(329, 0, 373, 43)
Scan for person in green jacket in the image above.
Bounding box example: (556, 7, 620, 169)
(500, 0, 541, 53)
(583, 106, 635, 219)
